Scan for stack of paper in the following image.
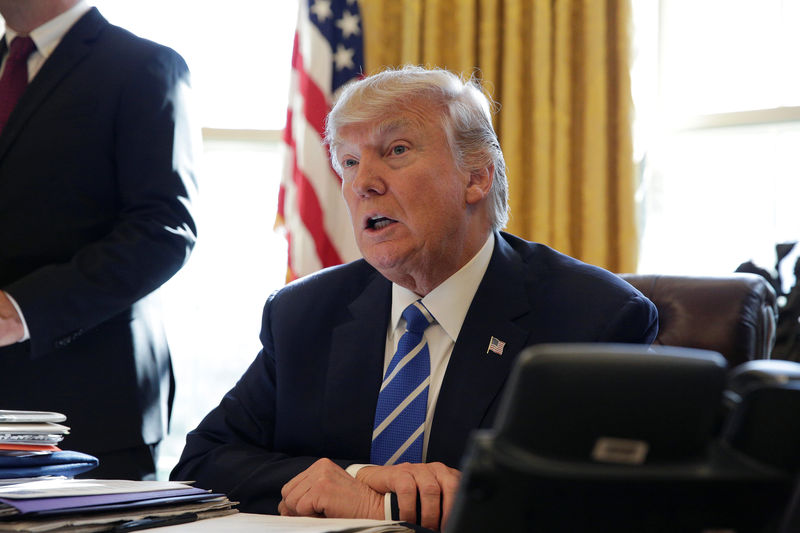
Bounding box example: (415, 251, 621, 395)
(0, 411, 97, 481)
(0, 478, 237, 532)
(0, 411, 69, 455)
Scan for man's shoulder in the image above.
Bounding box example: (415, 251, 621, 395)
(261, 259, 388, 337)
(73, 8, 187, 65)
(496, 232, 642, 298)
(289, 258, 376, 287)
(497, 231, 610, 274)
(496, 232, 657, 343)
(271, 259, 382, 305)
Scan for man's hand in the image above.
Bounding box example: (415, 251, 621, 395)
(0, 291, 24, 347)
(279, 458, 384, 520)
(356, 462, 461, 531)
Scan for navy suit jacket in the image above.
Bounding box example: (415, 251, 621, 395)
(172, 232, 658, 514)
(0, 8, 197, 456)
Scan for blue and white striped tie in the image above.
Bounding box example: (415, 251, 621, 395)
(371, 300, 434, 465)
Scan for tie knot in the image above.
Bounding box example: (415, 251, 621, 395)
(8, 36, 36, 61)
(401, 301, 433, 334)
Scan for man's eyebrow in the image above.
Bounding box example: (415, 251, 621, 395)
(333, 118, 417, 151)
(375, 118, 415, 136)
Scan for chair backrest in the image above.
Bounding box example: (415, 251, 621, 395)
(619, 273, 778, 366)
(446, 344, 795, 532)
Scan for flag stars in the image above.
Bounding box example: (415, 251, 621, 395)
(310, 0, 333, 22)
(336, 10, 361, 39)
(333, 43, 356, 71)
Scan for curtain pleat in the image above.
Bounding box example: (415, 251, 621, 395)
(360, 0, 636, 272)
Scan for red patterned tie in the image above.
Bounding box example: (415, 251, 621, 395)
(0, 36, 36, 134)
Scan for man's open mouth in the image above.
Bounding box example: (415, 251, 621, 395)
(366, 216, 396, 230)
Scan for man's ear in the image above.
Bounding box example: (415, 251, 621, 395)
(465, 164, 494, 205)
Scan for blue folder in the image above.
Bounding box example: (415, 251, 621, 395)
(0, 450, 98, 479)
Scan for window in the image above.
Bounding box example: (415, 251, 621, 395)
(93, 0, 298, 129)
(88, 1, 298, 477)
(632, 0, 800, 278)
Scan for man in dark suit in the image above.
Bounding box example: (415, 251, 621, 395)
(171, 66, 657, 529)
(0, 0, 197, 480)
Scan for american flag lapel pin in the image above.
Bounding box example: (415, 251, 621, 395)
(487, 336, 506, 355)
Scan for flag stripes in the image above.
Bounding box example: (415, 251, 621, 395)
(278, 0, 363, 281)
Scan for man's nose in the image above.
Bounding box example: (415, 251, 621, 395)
(350, 155, 385, 197)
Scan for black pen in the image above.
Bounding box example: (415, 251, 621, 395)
(110, 512, 198, 532)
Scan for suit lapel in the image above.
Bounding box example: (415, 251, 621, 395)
(428, 234, 532, 466)
(0, 8, 105, 160)
(321, 270, 392, 461)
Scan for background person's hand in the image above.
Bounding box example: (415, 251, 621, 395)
(0, 291, 24, 347)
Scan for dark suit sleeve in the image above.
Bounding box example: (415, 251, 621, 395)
(170, 293, 347, 515)
(5, 45, 197, 357)
(597, 293, 659, 344)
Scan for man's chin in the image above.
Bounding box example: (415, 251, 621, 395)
(364, 253, 403, 274)
(363, 248, 407, 277)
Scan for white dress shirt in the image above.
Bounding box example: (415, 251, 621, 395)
(347, 233, 496, 518)
(1, 1, 90, 81)
(387, 232, 495, 461)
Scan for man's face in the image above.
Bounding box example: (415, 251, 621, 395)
(336, 101, 488, 294)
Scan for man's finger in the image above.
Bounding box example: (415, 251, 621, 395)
(438, 469, 461, 530)
(416, 475, 442, 530)
(393, 470, 418, 524)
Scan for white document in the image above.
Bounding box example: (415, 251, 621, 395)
(0, 412, 67, 424)
(0, 424, 69, 435)
(161, 513, 411, 533)
(0, 479, 193, 499)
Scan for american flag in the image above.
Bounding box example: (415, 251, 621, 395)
(277, 0, 364, 281)
(487, 336, 506, 355)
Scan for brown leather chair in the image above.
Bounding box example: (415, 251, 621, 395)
(619, 273, 778, 367)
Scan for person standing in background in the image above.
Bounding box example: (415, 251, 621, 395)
(0, 0, 198, 480)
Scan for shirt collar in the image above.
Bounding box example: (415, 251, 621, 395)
(391, 232, 495, 342)
(5, 1, 90, 60)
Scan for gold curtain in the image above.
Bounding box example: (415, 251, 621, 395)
(360, 0, 637, 272)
